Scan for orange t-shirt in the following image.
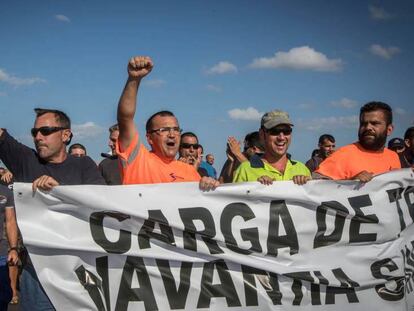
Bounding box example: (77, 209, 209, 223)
(116, 132, 201, 185)
(315, 142, 401, 180)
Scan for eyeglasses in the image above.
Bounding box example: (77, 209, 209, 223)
(148, 127, 182, 135)
(180, 143, 200, 149)
(266, 127, 292, 136)
(31, 126, 68, 137)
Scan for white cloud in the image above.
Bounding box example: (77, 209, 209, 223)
(330, 98, 358, 109)
(297, 115, 358, 131)
(206, 61, 238, 75)
(206, 84, 222, 92)
(72, 122, 105, 139)
(370, 44, 400, 60)
(249, 46, 342, 72)
(228, 107, 263, 121)
(143, 79, 166, 88)
(369, 5, 394, 21)
(0, 68, 46, 86)
(55, 14, 71, 22)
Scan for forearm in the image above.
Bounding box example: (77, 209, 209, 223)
(117, 56, 153, 151)
(117, 78, 141, 150)
(233, 151, 247, 163)
(5, 209, 18, 248)
(117, 78, 141, 125)
(311, 172, 332, 180)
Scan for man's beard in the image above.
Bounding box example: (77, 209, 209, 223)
(322, 151, 331, 158)
(358, 130, 387, 151)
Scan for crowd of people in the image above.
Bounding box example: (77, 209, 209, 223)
(0, 55, 413, 310)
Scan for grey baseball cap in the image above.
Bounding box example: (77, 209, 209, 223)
(261, 110, 293, 129)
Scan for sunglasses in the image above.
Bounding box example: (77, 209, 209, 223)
(31, 126, 68, 137)
(266, 127, 293, 136)
(180, 143, 200, 149)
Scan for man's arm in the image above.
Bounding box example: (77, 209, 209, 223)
(5, 207, 19, 265)
(219, 137, 248, 183)
(227, 137, 247, 163)
(0, 130, 34, 179)
(117, 56, 153, 152)
(32, 175, 60, 192)
(199, 176, 220, 191)
(1, 169, 13, 184)
(351, 171, 374, 183)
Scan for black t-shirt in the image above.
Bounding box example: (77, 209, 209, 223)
(198, 167, 209, 178)
(399, 151, 413, 168)
(98, 156, 122, 185)
(0, 184, 14, 256)
(0, 175, 13, 190)
(305, 156, 324, 172)
(219, 158, 241, 183)
(0, 130, 105, 185)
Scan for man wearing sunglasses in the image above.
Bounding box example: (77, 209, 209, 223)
(0, 108, 105, 310)
(116, 56, 219, 190)
(178, 132, 208, 177)
(233, 110, 311, 185)
(0, 108, 104, 190)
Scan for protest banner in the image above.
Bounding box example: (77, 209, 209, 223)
(14, 169, 414, 310)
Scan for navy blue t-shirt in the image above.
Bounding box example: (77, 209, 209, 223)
(0, 130, 105, 185)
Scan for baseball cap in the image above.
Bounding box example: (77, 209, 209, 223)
(261, 110, 293, 129)
(388, 138, 404, 149)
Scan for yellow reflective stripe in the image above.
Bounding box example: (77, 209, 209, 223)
(127, 142, 140, 165)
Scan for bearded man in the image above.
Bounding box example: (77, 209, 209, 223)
(315, 101, 401, 182)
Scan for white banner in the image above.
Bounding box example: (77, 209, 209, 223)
(13, 169, 414, 311)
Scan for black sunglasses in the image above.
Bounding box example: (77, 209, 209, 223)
(266, 127, 293, 136)
(180, 143, 200, 149)
(31, 126, 68, 137)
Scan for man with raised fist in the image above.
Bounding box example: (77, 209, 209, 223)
(116, 56, 219, 191)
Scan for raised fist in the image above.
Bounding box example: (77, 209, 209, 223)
(127, 56, 153, 80)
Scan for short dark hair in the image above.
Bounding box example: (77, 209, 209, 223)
(244, 131, 265, 151)
(109, 124, 119, 133)
(318, 134, 335, 145)
(69, 143, 86, 154)
(404, 127, 414, 140)
(360, 101, 393, 125)
(311, 149, 319, 158)
(34, 108, 73, 145)
(181, 132, 198, 141)
(34, 108, 71, 129)
(145, 110, 176, 132)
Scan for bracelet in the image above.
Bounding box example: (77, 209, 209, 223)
(8, 247, 18, 252)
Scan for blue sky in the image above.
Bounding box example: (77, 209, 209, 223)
(1, 0, 413, 170)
